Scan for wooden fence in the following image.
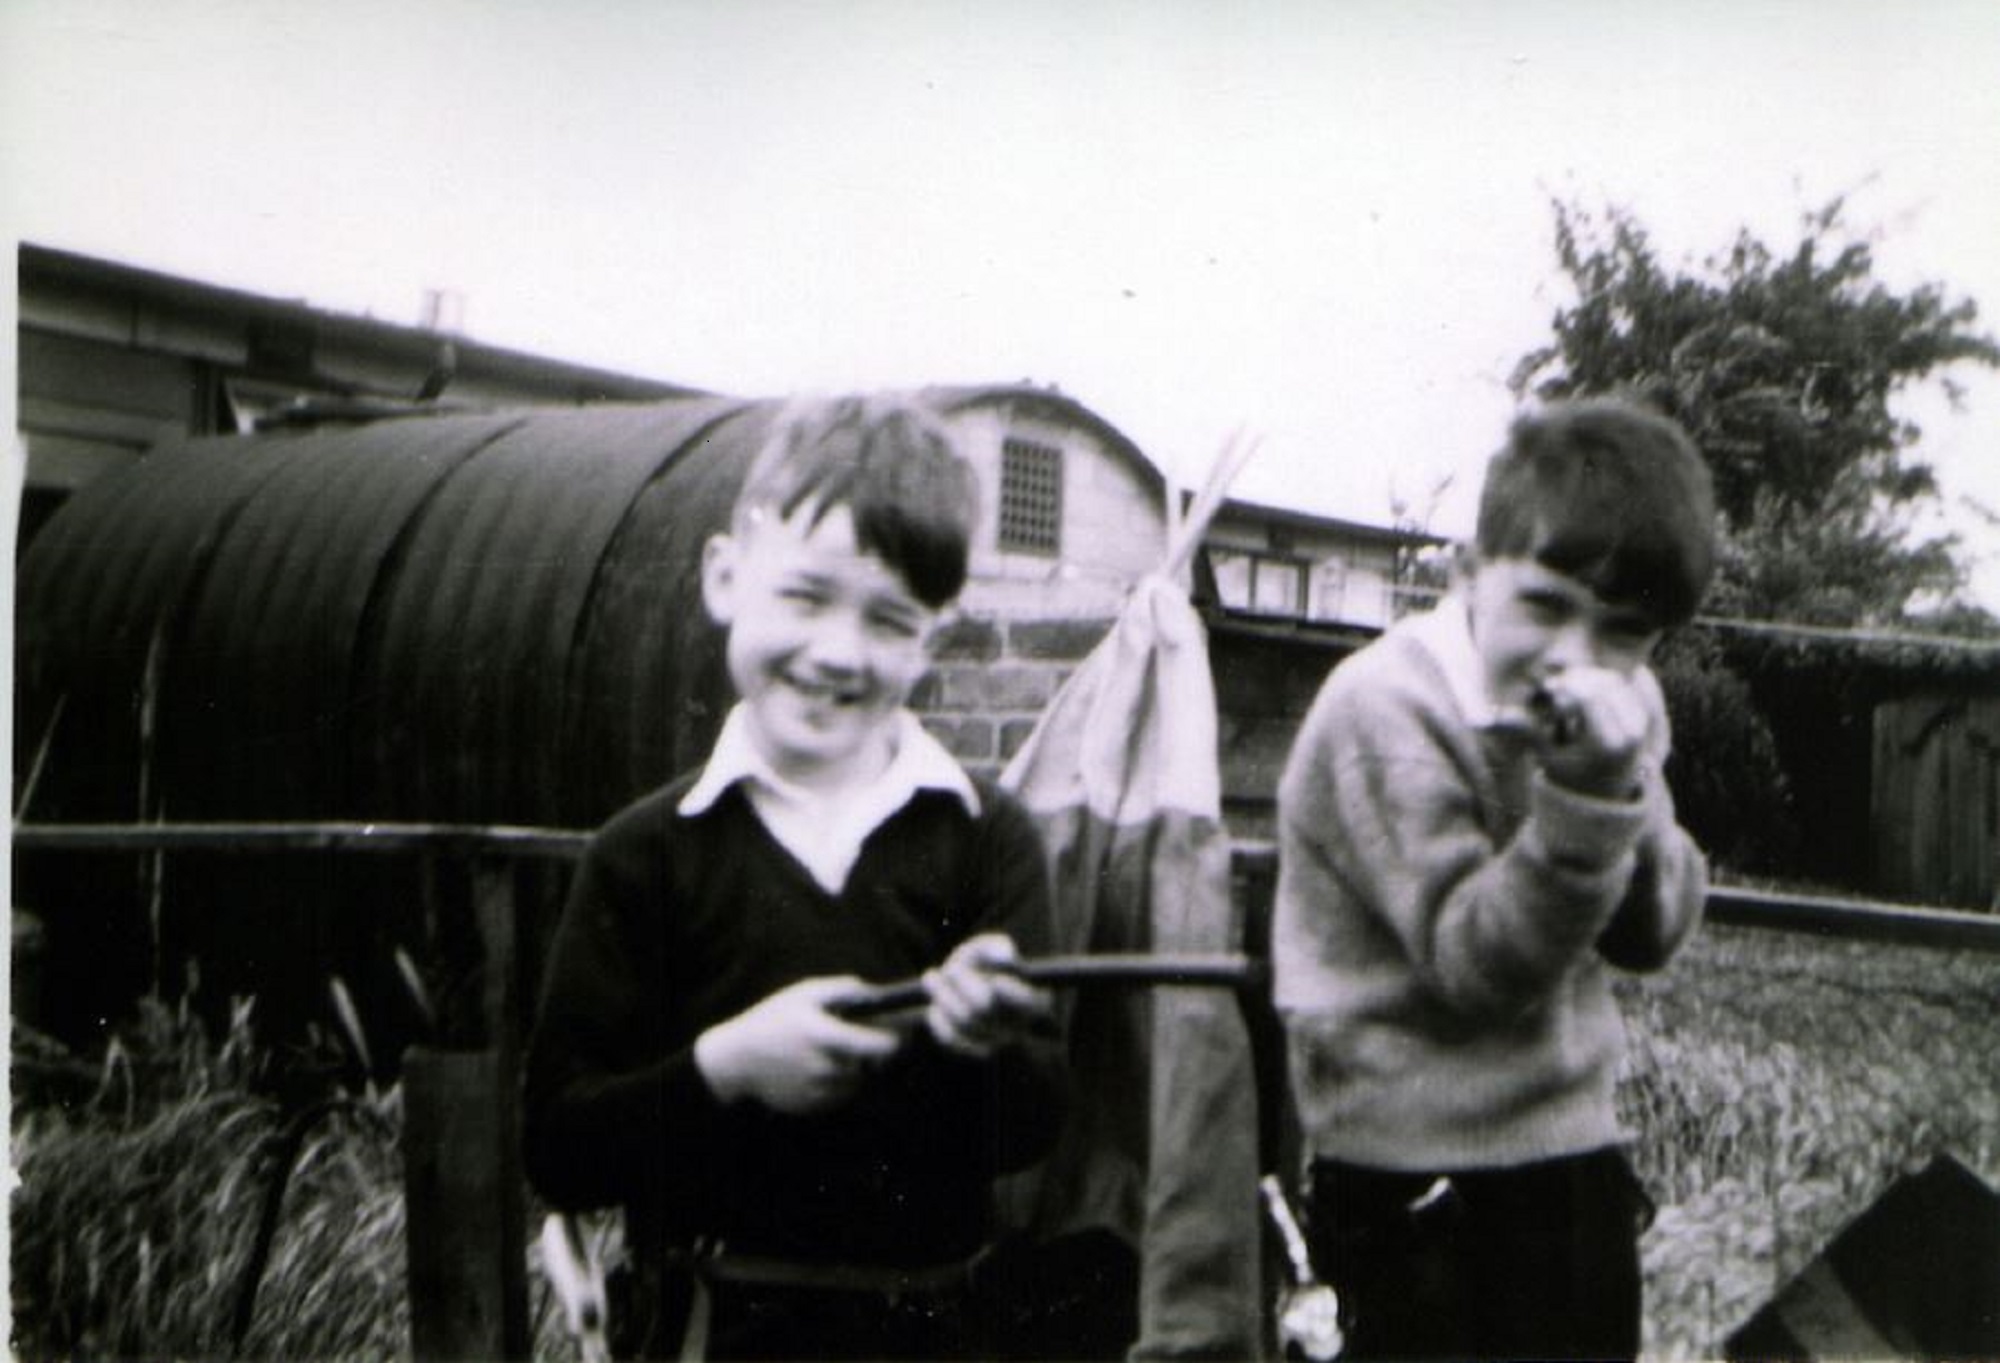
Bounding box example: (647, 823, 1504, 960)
(1874, 694, 2000, 910)
(16, 820, 2000, 1360)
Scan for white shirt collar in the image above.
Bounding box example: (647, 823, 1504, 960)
(1405, 593, 1504, 728)
(679, 706, 980, 894)
(680, 706, 980, 818)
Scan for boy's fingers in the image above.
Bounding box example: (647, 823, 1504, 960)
(962, 932, 1020, 966)
(986, 971, 1051, 1013)
(924, 966, 986, 1024)
(776, 979, 899, 1061)
(805, 975, 872, 1006)
(927, 1012, 1000, 1058)
(820, 1014, 901, 1058)
(925, 966, 1053, 1057)
(921, 968, 993, 1054)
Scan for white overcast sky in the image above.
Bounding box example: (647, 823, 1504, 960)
(5, 0, 1999, 606)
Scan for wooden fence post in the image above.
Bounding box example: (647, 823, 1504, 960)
(403, 858, 529, 1361)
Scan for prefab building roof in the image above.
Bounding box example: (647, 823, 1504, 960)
(15, 387, 1161, 1045)
(16, 386, 1157, 830)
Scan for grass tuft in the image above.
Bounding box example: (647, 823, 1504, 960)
(11, 991, 407, 1361)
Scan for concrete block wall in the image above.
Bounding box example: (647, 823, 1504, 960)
(912, 613, 1114, 778)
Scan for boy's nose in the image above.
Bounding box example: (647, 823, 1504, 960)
(1542, 621, 1598, 672)
(800, 611, 868, 673)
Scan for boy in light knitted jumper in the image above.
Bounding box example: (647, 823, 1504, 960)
(1273, 397, 1717, 1361)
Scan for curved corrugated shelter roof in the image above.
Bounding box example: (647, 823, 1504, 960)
(18, 397, 769, 828)
(14, 386, 1152, 1046)
(18, 385, 1157, 827)
(14, 396, 754, 1049)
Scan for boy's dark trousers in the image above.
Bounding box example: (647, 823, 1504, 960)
(616, 1255, 979, 1361)
(615, 1237, 1137, 1362)
(696, 1278, 977, 1361)
(1306, 1147, 1653, 1362)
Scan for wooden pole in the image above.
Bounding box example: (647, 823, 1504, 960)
(402, 858, 529, 1361)
(403, 1046, 528, 1361)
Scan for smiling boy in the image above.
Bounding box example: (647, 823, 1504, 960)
(1272, 397, 1718, 1360)
(524, 397, 1065, 1360)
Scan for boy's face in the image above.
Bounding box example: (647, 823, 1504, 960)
(1462, 554, 1663, 711)
(701, 501, 941, 789)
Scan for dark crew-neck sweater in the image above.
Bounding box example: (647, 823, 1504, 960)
(523, 771, 1067, 1268)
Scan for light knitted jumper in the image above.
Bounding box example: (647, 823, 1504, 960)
(1272, 599, 1706, 1172)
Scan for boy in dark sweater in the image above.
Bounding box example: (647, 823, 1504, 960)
(1272, 398, 1718, 1360)
(524, 397, 1065, 1360)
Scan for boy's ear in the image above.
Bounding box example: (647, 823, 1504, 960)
(700, 533, 739, 625)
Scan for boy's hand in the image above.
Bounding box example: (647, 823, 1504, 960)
(1531, 667, 1650, 800)
(694, 977, 903, 1114)
(923, 933, 1055, 1059)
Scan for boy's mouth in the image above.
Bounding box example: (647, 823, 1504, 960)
(778, 671, 869, 708)
(1484, 683, 1581, 745)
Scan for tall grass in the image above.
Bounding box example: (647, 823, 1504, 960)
(11, 992, 407, 1361)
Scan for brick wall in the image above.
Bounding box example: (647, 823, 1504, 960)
(914, 610, 1373, 838)
(913, 613, 1114, 778)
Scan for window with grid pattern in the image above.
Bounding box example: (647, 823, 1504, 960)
(998, 437, 1064, 555)
(1209, 547, 1311, 618)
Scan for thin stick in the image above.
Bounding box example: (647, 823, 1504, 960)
(1163, 427, 1263, 581)
(829, 952, 1264, 1019)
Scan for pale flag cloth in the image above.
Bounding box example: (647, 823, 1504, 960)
(997, 437, 1264, 1360)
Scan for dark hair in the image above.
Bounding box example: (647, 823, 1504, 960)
(735, 395, 980, 607)
(1475, 397, 1717, 627)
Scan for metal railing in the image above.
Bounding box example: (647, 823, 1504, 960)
(14, 818, 583, 1361)
(1229, 839, 2000, 954)
(16, 818, 2000, 1360)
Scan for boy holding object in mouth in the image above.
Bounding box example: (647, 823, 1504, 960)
(1272, 397, 1718, 1360)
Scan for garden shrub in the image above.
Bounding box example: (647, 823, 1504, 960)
(1654, 629, 1799, 876)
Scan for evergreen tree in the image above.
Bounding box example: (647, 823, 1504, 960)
(1512, 197, 2000, 630)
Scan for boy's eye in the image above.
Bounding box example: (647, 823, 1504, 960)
(1519, 591, 1572, 622)
(778, 585, 831, 609)
(867, 609, 923, 640)
(1603, 617, 1659, 646)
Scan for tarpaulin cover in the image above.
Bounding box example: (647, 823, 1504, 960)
(999, 574, 1264, 1359)
(1725, 1153, 2000, 1362)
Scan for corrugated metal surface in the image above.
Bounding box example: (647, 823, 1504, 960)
(15, 397, 764, 1045)
(561, 401, 781, 818)
(18, 435, 293, 821)
(13, 386, 1146, 1047)
(357, 398, 750, 823)
(160, 414, 529, 820)
(18, 383, 1165, 830)
(17, 400, 763, 829)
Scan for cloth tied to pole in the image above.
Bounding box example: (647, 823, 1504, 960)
(996, 568, 1265, 1359)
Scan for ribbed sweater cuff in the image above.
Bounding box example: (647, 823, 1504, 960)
(1527, 771, 1647, 870)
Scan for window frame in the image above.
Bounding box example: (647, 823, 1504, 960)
(1209, 546, 1312, 618)
(997, 435, 1065, 557)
